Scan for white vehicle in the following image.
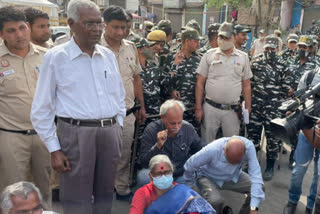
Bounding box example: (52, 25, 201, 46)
(51, 26, 70, 41)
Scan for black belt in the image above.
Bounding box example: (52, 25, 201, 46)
(58, 117, 117, 127)
(205, 99, 239, 111)
(0, 128, 37, 135)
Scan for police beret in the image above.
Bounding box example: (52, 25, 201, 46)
(147, 30, 166, 44)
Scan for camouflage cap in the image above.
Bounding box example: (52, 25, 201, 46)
(132, 37, 150, 49)
(317, 19, 320, 25)
(158, 20, 172, 31)
(259, 29, 266, 34)
(297, 35, 313, 46)
(287, 33, 298, 43)
(218, 22, 234, 38)
(147, 30, 166, 44)
(234, 24, 251, 34)
(182, 27, 200, 41)
(186, 19, 201, 33)
(263, 35, 279, 49)
(208, 23, 220, 34)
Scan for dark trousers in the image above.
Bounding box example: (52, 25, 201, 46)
(57, 119, 122, 214)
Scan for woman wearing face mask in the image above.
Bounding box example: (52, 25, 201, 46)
(130, 155, 216, 214)
(133, 37, 164, 137)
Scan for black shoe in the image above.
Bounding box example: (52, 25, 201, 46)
(263, 167, 274, 181)
(52, 188, 60, 202)
(305, 207, 312, 214)
(283, 202, 297, 214)
(222, 205, 233, 214)
(116, 192, 133, 202)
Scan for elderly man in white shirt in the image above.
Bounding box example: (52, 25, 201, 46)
(30, 0, 126, 214)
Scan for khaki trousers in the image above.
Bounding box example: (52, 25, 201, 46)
(201, 102, 240, 143)
(0, 130, 51, 209)
(57, 119, 122, 214)
(114, 113, 135, 195)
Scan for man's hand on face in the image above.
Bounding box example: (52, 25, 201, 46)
(157, 129, 168, 149)
(174, 51, 185, 65)
(51, 150, 71, 173)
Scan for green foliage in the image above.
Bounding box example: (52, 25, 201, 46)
(206, 0, 252, 9)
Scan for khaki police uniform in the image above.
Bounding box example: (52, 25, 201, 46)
(197, 47, 252, 142)
(100, 36, 142, 195)
(0, 43, 51, 209)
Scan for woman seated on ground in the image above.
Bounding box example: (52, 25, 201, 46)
(129, 154, 215, 214)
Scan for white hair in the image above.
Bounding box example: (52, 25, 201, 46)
(0, 182, 43, 214)
(160, 99, 185, 116)
(148, 155, 174, 173)
(67, 0, 100, 22)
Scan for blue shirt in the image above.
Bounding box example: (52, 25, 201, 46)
(183, 136, 265, 207)
(139, 119, 203, 177)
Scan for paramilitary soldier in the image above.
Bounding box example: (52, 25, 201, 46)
(133, 37, 164, 135)
(285, 35, 318, 95)
(163, 28, 201, 132)
(280, 34, 298, 61)
(247, 35, 288, 181)
(284, 35, 319, 169)
(198, 23, 220, 55)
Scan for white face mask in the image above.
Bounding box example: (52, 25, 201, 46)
(218, 37, 234, 50)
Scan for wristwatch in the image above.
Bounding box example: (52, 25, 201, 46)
(250, 206, 259, 211)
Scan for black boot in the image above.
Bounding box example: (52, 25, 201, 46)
(263, 159, 275, 181)
(283, 202, 297, 214)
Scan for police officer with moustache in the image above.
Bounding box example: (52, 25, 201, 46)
(195, 22, 252, 142)
(0, 6, 51, 209)
(247, 35, 288, 181)
(163, 28, 201, 133)
(234, 24, 251, 52)
(280, 34, 298, 61)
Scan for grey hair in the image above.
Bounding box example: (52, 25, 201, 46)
(160, 99, 185, 116)
(67, 0, 100, 22)
(0, 181, 43, 214)
(149, 155, 174, 173)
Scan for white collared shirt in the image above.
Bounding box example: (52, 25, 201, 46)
(31, 38, 126, 153)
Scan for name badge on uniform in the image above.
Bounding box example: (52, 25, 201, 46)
(0, 59, 10, 68)
(0, 69, 15, 77)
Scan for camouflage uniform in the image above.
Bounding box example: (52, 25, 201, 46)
(280, 49, 297, 61)
(139, 60, 164, 137)
(247, 53, 288, 159)
(163, 45, 201, 131)
(285, 56, 318, 91)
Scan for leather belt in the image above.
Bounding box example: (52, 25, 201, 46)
(0, 128, 37, 135)
(205, 99, 239, 111)
(58, 117, 117, 127)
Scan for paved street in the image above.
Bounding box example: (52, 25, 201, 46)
(52, 143, 316, 214)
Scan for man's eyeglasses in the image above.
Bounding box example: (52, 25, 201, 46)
(15, 204, 43, 214)
(83, 22, 104, 30)
(152, 170, 173, 178)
